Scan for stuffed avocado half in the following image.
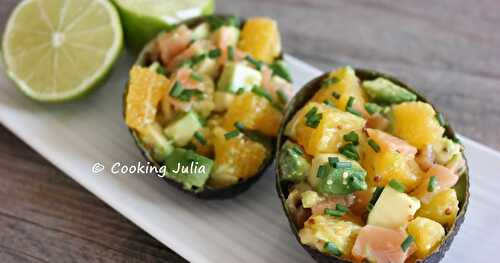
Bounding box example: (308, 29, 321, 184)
(124, 15, 293, 198)
(276, 67, 469, 262)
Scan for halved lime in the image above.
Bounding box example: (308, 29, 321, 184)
(2, 0, 123, 102)
(111, 0, 214, 51)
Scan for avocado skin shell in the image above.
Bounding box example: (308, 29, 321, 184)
(123, 15, 280, 199)
(275, 69, 470, 262)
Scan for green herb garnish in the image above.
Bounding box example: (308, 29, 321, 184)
(368, 139, 381, 153)
(169, 81, 184, 97)
(251, 86, 273, 102)
(289, 145, 303, 156)
(305, 106, 322, 128)
(234, 121, 246, 131)
(336, 204, 349, 213)
(178, 89, 204, 102)
(328, 157, 339, 167)
(331, 91, 341, 99)
(224, 130, 240, 140)
(269, 61, 292, 82)
(343, 131, 359, 145)
(401, 235, 415, 252)
(156, 64, 167, 76)
(194, 131, 207, 145)
(190, 73, 203, 82)
(324, 208, 344, 217)
(236, 87, 245, 95)
(339, 143, 359, 161)
(368, 187, 384, 211)
(190, 53, 207, 66)
(227, 46, 235, 61)
(323, 76, 339, 87)
(323, 100, 334, 107)
(208, 48, 222, 58)
(324, 242, 342, 257)
(364, 102, 382, 115)
(346, 96, 362, 116)
(428, 176, 438, 192)
(389, 179, 406, 193)
(245, 55, 263, 70)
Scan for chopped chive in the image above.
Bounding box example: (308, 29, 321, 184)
(328, 157, 339, 167)
(194, 131, 207, 145)
(368, 139, 381, 153)
(346, 96, 355, 108)
(251, 86, 273, 102)
(367, 203, 374, 211)
(323, 77, 339, 87)
(343, 131, 359, 145)
(331, 91, 341, 99)
(305, 107, 322, 128)
(226, 16, 241, 28)
(364, 103, 382, 115)
(339, 143, 359, 161)
(336, 204, 349, 213)
(317, 164, 329, 178)
(277, 89, 288, 104)
(224, 130, 240, 140)
(290, 145, 303, 156)
(389, 179, 406, 193)
(178, 89, 204, 102)
(325, 208, 345, 217)
(269, 61, 292, 82)
(428, 176, 438, 192)
(245, 55, 263, 70)
(323, 100, 334, 107)
(169, 81, 184, 97)
(156, 64, 167, 76)
(347, 107, 362, 117)
(436, 112, 445, 127)
(208, 48, 222, 58)
(234, 121, 245, 131)
(369, 187, 384, 207)
(227, 46, 235, 61)
(401, 235, 415, 252)
(236, 87, 245, 95)
(324, 242, 342, 257)
(190, 73, 203, 82)
(334, 161, 352, 169)
(190, 53, 207, 66)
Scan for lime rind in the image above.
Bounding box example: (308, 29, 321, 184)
(1, 0, 123, 103)
(111, 0, 214, 51)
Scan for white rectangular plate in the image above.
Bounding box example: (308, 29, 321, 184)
(0, 53, 498, 262)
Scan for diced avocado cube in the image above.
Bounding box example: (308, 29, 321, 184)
(311, 153, 367, 195)
(368, 186, 421, 229)
(163, 148, 213, 190)
(140, 123, 174, 161)
(163, 111, 202, 146)
(432, 137, 463, 164)
(217, 62, 262, 93)
(192, 23, 210, 40)
(279, 141, 310, 182)
(362, 77, 417, 105)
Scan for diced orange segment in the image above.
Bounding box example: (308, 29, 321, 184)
(361, 139, 424, 191)
(209, 127, 268, 188)
(392, 102, 445, 149)
(311, 67, 368, 117)
(223, 92, 283, 137)
(125, 66, 169, 133)
(289, 102, 366, 156)
(238, 17, 281, 63)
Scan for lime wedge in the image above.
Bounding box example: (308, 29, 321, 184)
(2, 0, 123, 102)
(111, 0, 214, 51)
